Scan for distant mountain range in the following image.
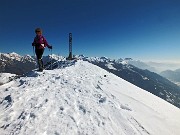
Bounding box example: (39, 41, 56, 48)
(0, 52, 35, 75)
(160, 69, 180, 86)
(122, 58, 180, 74)
(0, 52, 63, 75)
(1, 53, 180, 108)
(123, 58, 158, 73)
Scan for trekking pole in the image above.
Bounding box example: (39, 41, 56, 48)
(33, 46, 36, 69)
(50, 48, 52, 70)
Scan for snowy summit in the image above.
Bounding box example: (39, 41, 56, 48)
(0, 60, 180, 135)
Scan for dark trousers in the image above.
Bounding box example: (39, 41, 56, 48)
(35, 49, 44, 70)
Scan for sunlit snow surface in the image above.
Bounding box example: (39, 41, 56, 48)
(0, 73, 16, 85)
(0, 60, 180, 135)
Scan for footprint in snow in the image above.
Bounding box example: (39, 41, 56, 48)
(99, 97, 107, 103)
(60, 106, 64, 111)
(0, 95, 12, 108)
(79, 105, 86, 114)
(18, 111, 26, 120)
(29, 113, 36, 119)
(55, 76, 61, 80)
(120, 104, 132, 111)
(54, 131, 60, 135)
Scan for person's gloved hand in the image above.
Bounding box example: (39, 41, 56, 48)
(48, 45, 52, 49)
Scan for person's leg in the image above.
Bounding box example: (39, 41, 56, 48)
(35, 49, 44, 71)
(39, 49, 44, 69)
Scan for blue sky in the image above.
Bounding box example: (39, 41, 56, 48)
(0, 0, 180, 61)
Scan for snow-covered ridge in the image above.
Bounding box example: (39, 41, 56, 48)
(0, 60, 180, 135)
(76, 55, 180, 109)
(1, 53, 180, 108)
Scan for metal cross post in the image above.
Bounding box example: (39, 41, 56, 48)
(68, 33, 72, 59)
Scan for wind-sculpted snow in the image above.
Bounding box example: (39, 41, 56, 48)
(0, 60, 180, 135)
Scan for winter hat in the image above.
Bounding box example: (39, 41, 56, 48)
(35, 28, 42, 33)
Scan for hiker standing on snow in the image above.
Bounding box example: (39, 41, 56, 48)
(32, 28, 52, 71)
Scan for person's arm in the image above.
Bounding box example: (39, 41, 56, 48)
(43, 36, 52, 49)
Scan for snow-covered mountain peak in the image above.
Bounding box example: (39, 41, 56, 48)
(7, 52, 21, 60)
(74, 54, 86, 59)
(0, 52, 34, 62)
(24, 54, 32, 58)
(9, 52, 20, 56)
(99, 56, 109, 60)
(21, 55, 35, 62)
(75, 55, 134, 65)
(0, 60, 180, 135)
(75, 55, 115, 63)
(48, 54, 64, 61)
(116, 58, 123, 63)
(0, 52, 21, 61)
